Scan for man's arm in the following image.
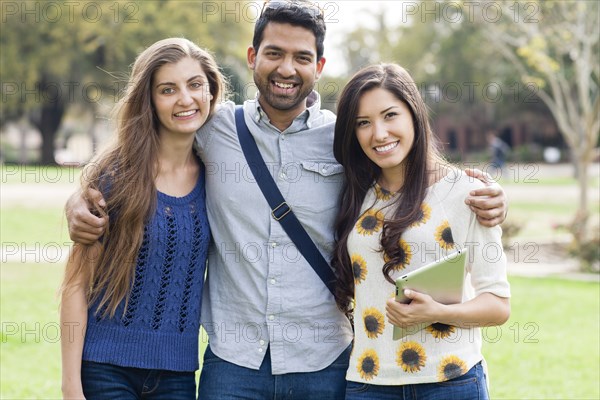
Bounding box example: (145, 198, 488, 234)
(65, 189, 107, 244)
(463, 168, 508, 227)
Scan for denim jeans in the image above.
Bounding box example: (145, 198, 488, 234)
(81, 360, 196, 400)
(345, 361, 489, 400)
(198, 344, 351, 399)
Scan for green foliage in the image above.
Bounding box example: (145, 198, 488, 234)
(331, 0, 551, 135)
(1, 1, 254, 163)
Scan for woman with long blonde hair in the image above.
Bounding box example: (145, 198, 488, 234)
(60, 37, 226, 399)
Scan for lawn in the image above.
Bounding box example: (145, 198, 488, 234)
(482, 276, 600, 399)
(1, 263, 598, 399)
(0, 206, 70, 247)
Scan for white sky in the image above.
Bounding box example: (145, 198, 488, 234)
(317, 1, 400, 76)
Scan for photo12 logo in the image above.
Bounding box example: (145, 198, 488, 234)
(399, 1, 540, 24)
(1, 1, 139, 24)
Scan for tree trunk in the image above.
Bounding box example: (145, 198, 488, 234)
(571, 154, 590, 245)
(571, 148, 580, 179)
(38, 101, 65, 165)
(29, 74, 66, 165)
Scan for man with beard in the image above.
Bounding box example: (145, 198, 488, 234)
(66, 1, 508, 398)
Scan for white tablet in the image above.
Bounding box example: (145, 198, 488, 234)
(393, 248, 467, 340)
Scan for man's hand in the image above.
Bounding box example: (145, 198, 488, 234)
(464, 168, 507, 227)
(65, 189, 107, 244)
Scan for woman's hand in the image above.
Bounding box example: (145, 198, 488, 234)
(385, 289, 445, 328)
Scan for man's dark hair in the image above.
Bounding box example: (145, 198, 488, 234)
(253, 1, 326, 61)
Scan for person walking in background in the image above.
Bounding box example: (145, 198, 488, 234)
(488, 129, 511, 178)
(333, 64, 511, 399)
(60, 38, 226, 399)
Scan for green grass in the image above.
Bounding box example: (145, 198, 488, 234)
(1, 207, 70, 246)
(484, 276, 600, 399)
(1, 263, 63, 399)
(1, 264, 597, 399)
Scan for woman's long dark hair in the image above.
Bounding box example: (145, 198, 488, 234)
(332, 64, 444, 313)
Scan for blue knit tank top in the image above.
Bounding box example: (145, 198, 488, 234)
(82, 173, 209, 371)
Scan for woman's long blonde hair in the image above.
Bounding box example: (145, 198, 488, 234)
(62, 38, 227, 318)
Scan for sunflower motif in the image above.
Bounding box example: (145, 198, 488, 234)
(410, 202, 432, 228)
(351, 254, 367, 284)
(383, 239, 412, 271)
(374, 184, 395, 201)
(355, 209, 384, 236)
(396, 341, 427, 373)
(362, 307, 385, 339)
(437, 355, 467, 381)
(426, 323, 456, 340)
(356, 349, 380, 381)
(434, 220, 455, 250)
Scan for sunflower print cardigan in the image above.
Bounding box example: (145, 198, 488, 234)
(346, 169, 511, 385)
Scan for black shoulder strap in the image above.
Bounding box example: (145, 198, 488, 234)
(234, 106, 336, 295)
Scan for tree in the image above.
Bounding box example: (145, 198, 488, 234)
(472, 0, 599, 245)
(331, 2, 546, 156)
(1, 1, 253, 164)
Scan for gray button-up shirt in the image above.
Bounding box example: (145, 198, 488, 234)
(196, 92, 353, 374)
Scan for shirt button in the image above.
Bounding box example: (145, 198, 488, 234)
(260, 340, 265, 346)
(321, 167, 327, 174)
(270, 278, 276, 285)
(271, 242, 277, 248)
(280, 172, 286, 179)
(258, 347, 263, 352)
(269, 315, 275, 321)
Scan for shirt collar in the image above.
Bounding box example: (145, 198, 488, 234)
(250, 90, 322, 132)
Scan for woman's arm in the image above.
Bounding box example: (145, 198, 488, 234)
(61, 245, 93, 400)
(386, 290, 510, 329)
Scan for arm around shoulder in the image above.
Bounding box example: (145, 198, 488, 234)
(463, 168, 508, 227)
(65, 189, 107, 245)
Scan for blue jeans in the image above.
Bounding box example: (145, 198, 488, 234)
(81, 360, 196, 400)
(346, 362, 489, 400)
(198, 344, 351, 399)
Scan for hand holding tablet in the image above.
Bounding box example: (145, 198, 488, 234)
(393, 249, 468, 340)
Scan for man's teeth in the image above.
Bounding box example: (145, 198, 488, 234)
(274, 82, 294, 89)
(175, 110, 196, 117)
(375, 142, 399, 152)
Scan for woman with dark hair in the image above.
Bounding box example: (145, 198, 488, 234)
(333, 64, 511, 399)
(60, 38, 226, 399)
